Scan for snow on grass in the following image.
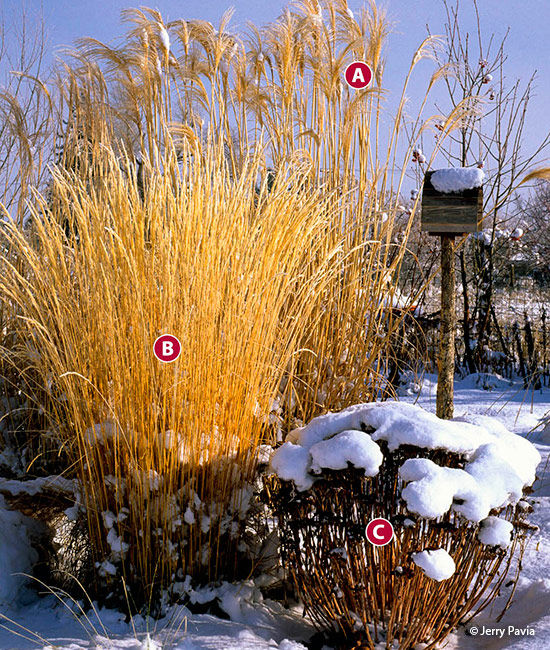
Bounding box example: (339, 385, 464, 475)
(399, 458, 482, 519)
(269, 442, 313, 491)
(411, 548, 456, 581)
(285, 400, 522, 456)
(157, 23, 170, 52)
(400, 436, 538, 521)
(430, 167, 485, 193)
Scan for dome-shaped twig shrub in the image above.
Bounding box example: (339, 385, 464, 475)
(266, 402, 540, 649)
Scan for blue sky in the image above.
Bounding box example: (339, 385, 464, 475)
(2, 0, 549, 168)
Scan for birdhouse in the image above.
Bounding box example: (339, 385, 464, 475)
(421, 169, 483, 235)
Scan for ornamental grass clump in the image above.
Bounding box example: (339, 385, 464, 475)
(267, 402, 540, 649)
(0, 0, 481, 608)
(0, 144, 349, 603)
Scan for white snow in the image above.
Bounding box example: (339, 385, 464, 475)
(0, 475, 75, 496)
(96, 559, 118, 577)
(0, 495, 38, 607)
(399, 434, 538, 522)
(0, 374, 549, 649)
(158, 23, 170, 51)
(274, 402, 540, 518)
(0, 582, 313, 649)
(309, 429, 383, 476)
(184, 505, 196, 524)
(85, 421, 117, 445)
(287, 401, 477, 453)
(163, 429, 187, 462)
(102, 510, 117, 529)
(411, 548, 456, 581)
(430, 167, 485, 193)
(107, 528, 130, 558)
(269, 442, 313, 491)
(400, 458, 481, 519)
(270, 414, 389, 491)
(478, 516, 514, 548)
(474, 229, 492, 246)
(511, 227, 525, 239)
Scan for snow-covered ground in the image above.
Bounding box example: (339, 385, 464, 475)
(401, 372, 550, 650)
(0, 373, 548, 650)
(0, 585, 314, 650)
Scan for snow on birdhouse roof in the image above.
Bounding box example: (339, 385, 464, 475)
(430, 167, 485, 194)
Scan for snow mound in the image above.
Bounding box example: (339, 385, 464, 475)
(460, 372, 511, 391)
(270, 402, 540, 520)
(310, 430, 383, 476)
(430, 167, 484, 193)
(270, 429, 383, 492)
(412, 548, 456, 581)
(285, 401, 490, 453)
(0, 495, 38, 606)
(270, 443, 313, 491)
(400, 458, 482, 519)
(478, 516, 514, 548)
(400, 438, 535, 522)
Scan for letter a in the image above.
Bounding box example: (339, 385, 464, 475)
(162, 340, 174, 357)
(352, 67, 365, 84)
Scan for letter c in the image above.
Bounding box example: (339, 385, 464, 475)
(373, 524, 386, 539)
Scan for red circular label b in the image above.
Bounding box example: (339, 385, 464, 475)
(366, 518, 394, 546)
(345, 61, 373, 89)
(153, 334, 182, 363)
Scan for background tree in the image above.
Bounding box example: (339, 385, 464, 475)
(426, 0, 549, 373)
(521, 180, 550, 286)
(0, 8, 53, 225)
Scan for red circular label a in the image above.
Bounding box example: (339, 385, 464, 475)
(366, 518, 394, 546)
(345, 61, 373, 89)
(153, 334, 182, 363)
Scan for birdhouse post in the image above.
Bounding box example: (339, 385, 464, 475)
(421, 168, 484, 419)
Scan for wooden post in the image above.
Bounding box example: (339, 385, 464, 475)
(421, 167, 484, 418)
(436, 235, 456, 419)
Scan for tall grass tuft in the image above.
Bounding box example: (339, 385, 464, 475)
(1, 142, 352, 598)
(0, 0, 475, 605)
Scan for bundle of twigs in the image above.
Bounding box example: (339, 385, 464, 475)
(267, 445, 534, 649)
